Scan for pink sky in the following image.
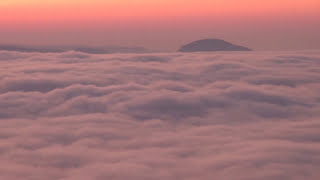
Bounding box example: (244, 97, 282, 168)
(0, 0, 319, 50)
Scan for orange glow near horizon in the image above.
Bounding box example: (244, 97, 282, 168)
(1, 0, 319, 50)
(1, 0, 320, 25)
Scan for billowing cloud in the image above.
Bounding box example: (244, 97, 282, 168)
(0, 50, 320, 180)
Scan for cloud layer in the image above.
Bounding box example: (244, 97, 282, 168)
(1, 50, 320, 180)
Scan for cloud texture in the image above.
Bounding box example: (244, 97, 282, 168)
(1, 50, 320, 180)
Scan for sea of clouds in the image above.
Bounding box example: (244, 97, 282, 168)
(1, 50, 320, 180)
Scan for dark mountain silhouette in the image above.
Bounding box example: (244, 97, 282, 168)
(178, 39, 251, 52)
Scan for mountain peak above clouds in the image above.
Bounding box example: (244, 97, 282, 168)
(178, 39, 252, 52)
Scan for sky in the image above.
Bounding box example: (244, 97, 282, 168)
(0, 0, 320, 51)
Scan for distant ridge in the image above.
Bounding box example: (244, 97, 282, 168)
(0, 45, 150, 54)
(178, 39, 251, 52)
(0, 45, 65, 53)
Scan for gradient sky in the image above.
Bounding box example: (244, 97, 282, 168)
(1, 0, 319, 51)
